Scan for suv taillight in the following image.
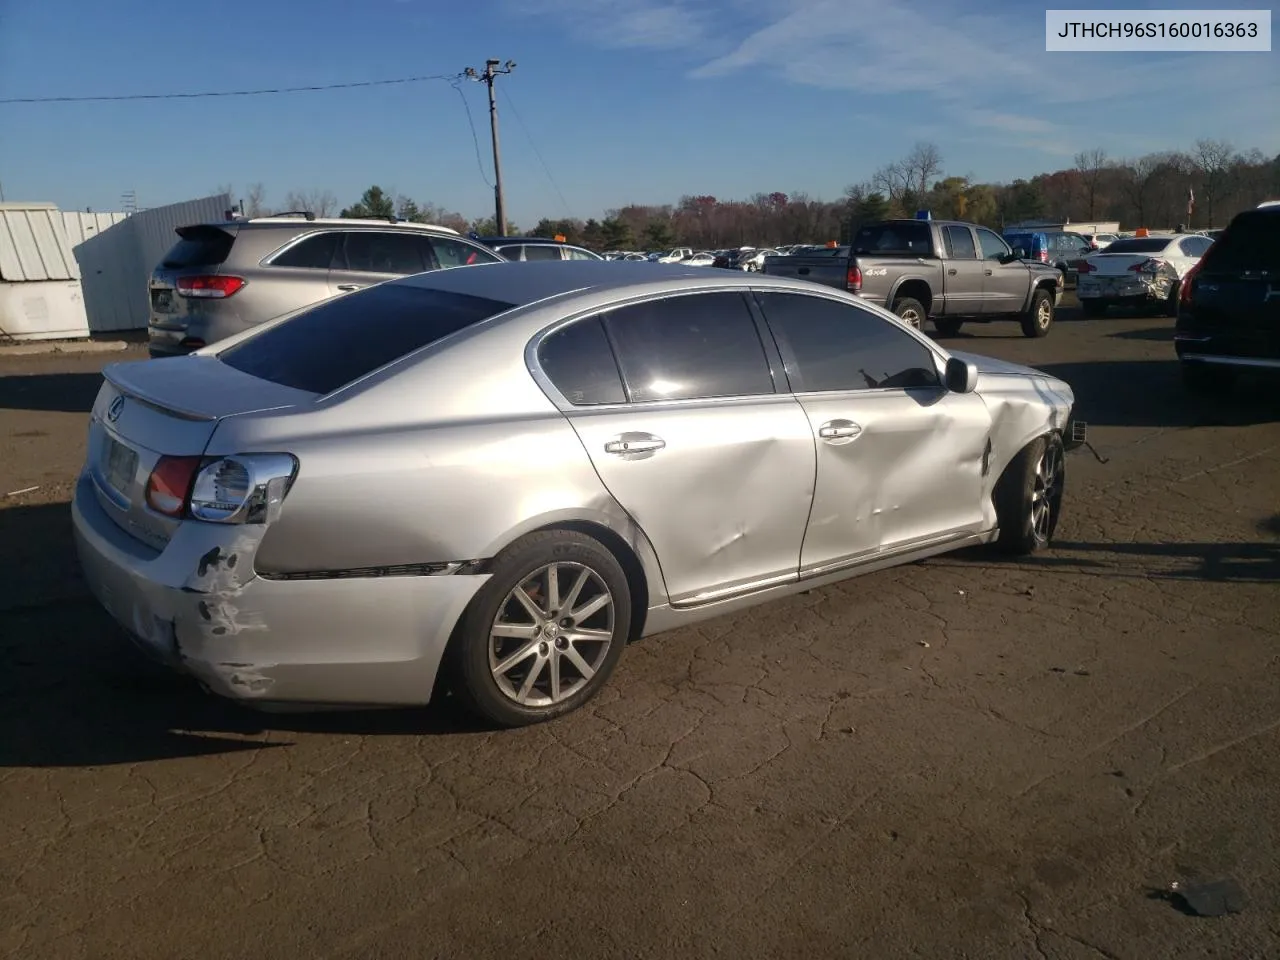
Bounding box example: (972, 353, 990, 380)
(177, 275, 245, 298)
(1039, 249, 1049, 263)
(846, 265, 862, 292)
(1180, 258, 1204, 305)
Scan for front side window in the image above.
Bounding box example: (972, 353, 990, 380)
(603, 292, 774, 403)
(755, 292, 941, 393)
(426, 236, 503, 268)
(977, 228, 1011, 261)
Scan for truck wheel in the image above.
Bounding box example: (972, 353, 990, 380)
(1163, 280, 1180, 317)
(892, 297, 926, 330)
(933, 318, 964, 337)
(1080, 300, 1107, 318)
(1020, 289, 1054, 338)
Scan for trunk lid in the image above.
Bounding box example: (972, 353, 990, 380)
(1081, 252, 1159, 276)
(87, 356, 316, 550)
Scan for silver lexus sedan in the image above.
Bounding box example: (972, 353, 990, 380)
(72, 261, 1084, 727)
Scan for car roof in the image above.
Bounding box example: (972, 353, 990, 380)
(395, 259, 809, 307)
(210, 217, 461, 235)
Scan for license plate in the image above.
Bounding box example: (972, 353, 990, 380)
(152, 290, 173, 312)
(104, 437, 138, 495)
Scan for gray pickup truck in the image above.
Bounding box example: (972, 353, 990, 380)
(761, 218, 1064, 338)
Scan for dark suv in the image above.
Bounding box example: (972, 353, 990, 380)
(147, 215, 504, 357)
(1003, 230, 1093, 283)
(1175, 205, 1280, 396)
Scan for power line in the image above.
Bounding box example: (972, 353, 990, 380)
(0, 73, 464, 105)
(499, 85, 575, 221)
(450, 79, 493, 189)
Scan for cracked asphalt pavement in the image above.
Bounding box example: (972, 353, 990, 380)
(2, 309, 1279, 959)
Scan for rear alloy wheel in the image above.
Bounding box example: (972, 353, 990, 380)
(892, 297, 927, 331)
(1021, 289, 1054, 338)
(452, 530, 631, 727)
(1181, 362, 1236, 398)
(993, 433, 1065, 555)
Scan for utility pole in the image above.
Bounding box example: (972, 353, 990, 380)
(465, 59, 516, 237)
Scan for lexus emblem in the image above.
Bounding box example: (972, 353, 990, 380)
(107, 396, 125, 423)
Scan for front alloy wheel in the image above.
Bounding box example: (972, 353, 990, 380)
(994, 433, 1065, 555)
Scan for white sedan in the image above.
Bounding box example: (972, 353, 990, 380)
(683, 252, 717, 267)
(1076, 234, 1214, 316)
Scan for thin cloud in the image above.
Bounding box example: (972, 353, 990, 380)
(512, 0, 710, 50)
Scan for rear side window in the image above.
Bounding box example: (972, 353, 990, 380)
(852, 222, 933, 255)
(219, 285, 515, 394)
(271, 232, 339, 269)
(339, 232, 427, 274)
(161, 226, 235, 268)
(537, 316, 626, 405)
(943, 226, 977, 259)
(1201, 213, 1279, 271)
(603, 292, 774, 402)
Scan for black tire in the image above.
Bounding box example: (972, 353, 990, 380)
(450, 530, 631, 727)
(933, 317, 964, 337)
(1163, 279, 1180, 317)
(1181, 362, 1235, 398)
(1020, 288, 1054, 338)
(1079, 299, 1107, 318)
(892, 296, 927, 330)
(993, 434, 1065, 556)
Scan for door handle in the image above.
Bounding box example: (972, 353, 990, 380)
(604, 433, 666, 457)
(818, 420, 862, 442)
(336, 283, 363, 291)
(947, 268, 957, 275)
(983, 269, 993, 276)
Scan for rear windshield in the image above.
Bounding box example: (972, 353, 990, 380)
(1101, 238, 1169, 254)
(161, 226, 236, 268)
(852, 222, 934, 256)
(218, 284, 515, 394)
(1202, 212, 1280, 271)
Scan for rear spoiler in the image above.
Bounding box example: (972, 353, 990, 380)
(103, 364, 218, 422)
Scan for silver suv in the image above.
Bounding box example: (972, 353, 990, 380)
(147, 214, 505, 357)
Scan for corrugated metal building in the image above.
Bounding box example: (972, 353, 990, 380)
(0, 202, 91, 340)
(0, 194, 230, 340)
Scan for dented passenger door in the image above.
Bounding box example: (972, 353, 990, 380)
(753, 291, 992, 574)
(534, 292, 817, 607)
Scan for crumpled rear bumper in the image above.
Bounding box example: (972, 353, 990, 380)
(71, 471, 489, 708)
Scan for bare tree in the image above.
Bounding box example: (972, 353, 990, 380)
(244, 182, 270, 217)
(1193, 138, 1234, 227)
(903, 142, 944, 198)
(1073, 148, 1108, 220)
(283, 188, 338, 218)
(1117, 156, 1163, 225)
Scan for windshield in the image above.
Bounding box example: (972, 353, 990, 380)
(220, 284, 515, 394)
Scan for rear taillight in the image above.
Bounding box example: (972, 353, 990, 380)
(145, 453, 297, 523)
(177, 275, 245, 299)
(846, 265, 862, 292)
(189, 454, 298, 524)
(145, 456, 202, 517)
(1180, 259, 1204, 305)
(1077, 261, 1094, 274)
(1038, 249, 1049, 263)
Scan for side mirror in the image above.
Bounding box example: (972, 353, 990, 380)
(1011, 246, 1028, 260)
(944, 356, 978, 394)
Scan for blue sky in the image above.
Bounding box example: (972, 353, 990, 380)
(0, 0, 1274, 226)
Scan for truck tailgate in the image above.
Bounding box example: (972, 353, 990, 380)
(762, 254, 851, 291)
